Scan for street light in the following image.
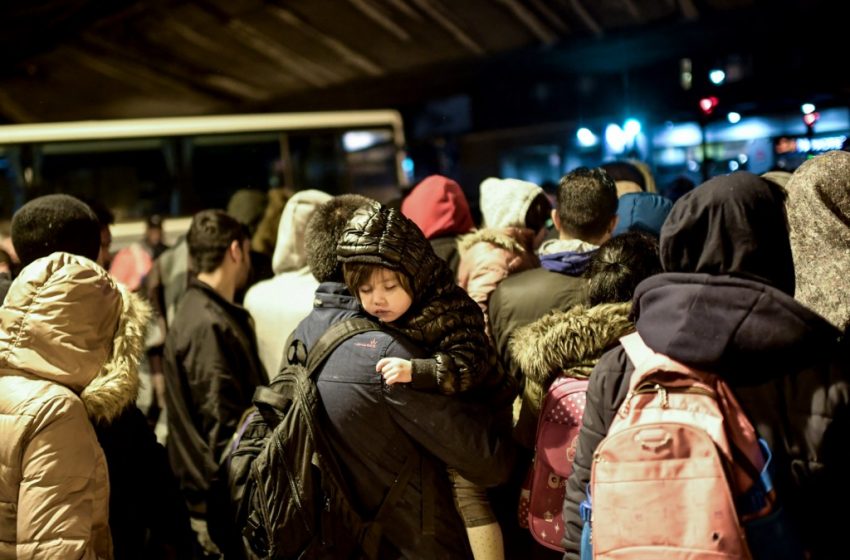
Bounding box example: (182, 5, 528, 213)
(709, 69, 726, 85)
(577, 127, 598, 147)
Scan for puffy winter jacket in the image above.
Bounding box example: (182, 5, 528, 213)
(0, 252, 149, 560)
(457, 228, 539, 342)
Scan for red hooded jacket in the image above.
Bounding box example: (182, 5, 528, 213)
(401, 175, 474, 239)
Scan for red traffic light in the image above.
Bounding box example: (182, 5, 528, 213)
(803, 112, 820, 127)
(699, 96, 719, 115)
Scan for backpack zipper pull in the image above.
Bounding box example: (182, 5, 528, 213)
(619, 391, 634, 417)
(656, 384, 669, 408)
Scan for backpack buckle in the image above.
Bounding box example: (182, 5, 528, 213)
(287, 339, 308, 366)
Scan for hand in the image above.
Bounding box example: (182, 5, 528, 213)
(376, 357, 413, 385)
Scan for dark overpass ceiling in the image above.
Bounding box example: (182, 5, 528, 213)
(0, 0, 840, 124)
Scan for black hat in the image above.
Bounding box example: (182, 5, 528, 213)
(11, 194, 102, 266)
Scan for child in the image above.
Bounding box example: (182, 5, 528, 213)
(337, 201, 515, 560)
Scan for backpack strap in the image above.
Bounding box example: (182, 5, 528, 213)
(283, 330, 307, 371)
(254, 319, 376, 421)
(359, 453, 418, 558)
(620, 332, 694, 391)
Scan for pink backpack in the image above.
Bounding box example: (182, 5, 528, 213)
(587, 332, 770, 559)
(523, 375, 589, 551)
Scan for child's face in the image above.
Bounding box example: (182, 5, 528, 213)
(357, 268, 412, 323)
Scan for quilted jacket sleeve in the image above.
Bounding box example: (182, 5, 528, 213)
(408, 282, 504, 396)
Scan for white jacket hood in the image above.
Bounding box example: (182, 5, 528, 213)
(271, 189, 332, 274)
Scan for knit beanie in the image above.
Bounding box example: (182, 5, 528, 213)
(785, 150, 850, 329)
(479, 178, 546, 229)
(11, 194, 101, 266)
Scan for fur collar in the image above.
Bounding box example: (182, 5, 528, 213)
(459, 227, 531, 254)
(81, 285, 152, 424)
(510, 302, 633, 385)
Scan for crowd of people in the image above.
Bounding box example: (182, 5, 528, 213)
(0, 153, 848, 560)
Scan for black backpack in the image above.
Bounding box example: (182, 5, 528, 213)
(217, 317, 416, 559)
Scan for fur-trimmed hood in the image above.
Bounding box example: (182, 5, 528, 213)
(457, 227, 539, 338)
(0, 252, 151, 423)
(459, 227, 532, 255)
(510, 302, 633, 385)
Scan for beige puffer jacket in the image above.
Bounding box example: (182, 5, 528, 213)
(0, 252, 150, 560)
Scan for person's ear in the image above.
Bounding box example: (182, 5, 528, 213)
(551, 208, 562, 233)
(608, 214, 619, 234)
(228, 239, 241, 263)
(602, 215, 619, 242)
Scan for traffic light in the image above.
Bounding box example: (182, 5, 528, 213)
(699, 96, 719, 116)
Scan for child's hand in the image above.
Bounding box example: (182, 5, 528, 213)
(376, 357, 413, 385)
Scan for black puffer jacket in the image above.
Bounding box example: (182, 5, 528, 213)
(337, 202, 512, 399)
(562, 173, 850, 560)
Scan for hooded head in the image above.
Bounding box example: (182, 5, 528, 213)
(785, 150, 850, 328)
(0, 252, 151, 423)
(627, 159, 657, 193)
(271, 189, 333, 275)
(401, 175, 474, 239)
(479, 177, 550, 230)
(660, 171, 795, 295)
(613, 192, 673, 237)
(337, 201, 450, 305)
(227, 189, 269, 237)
